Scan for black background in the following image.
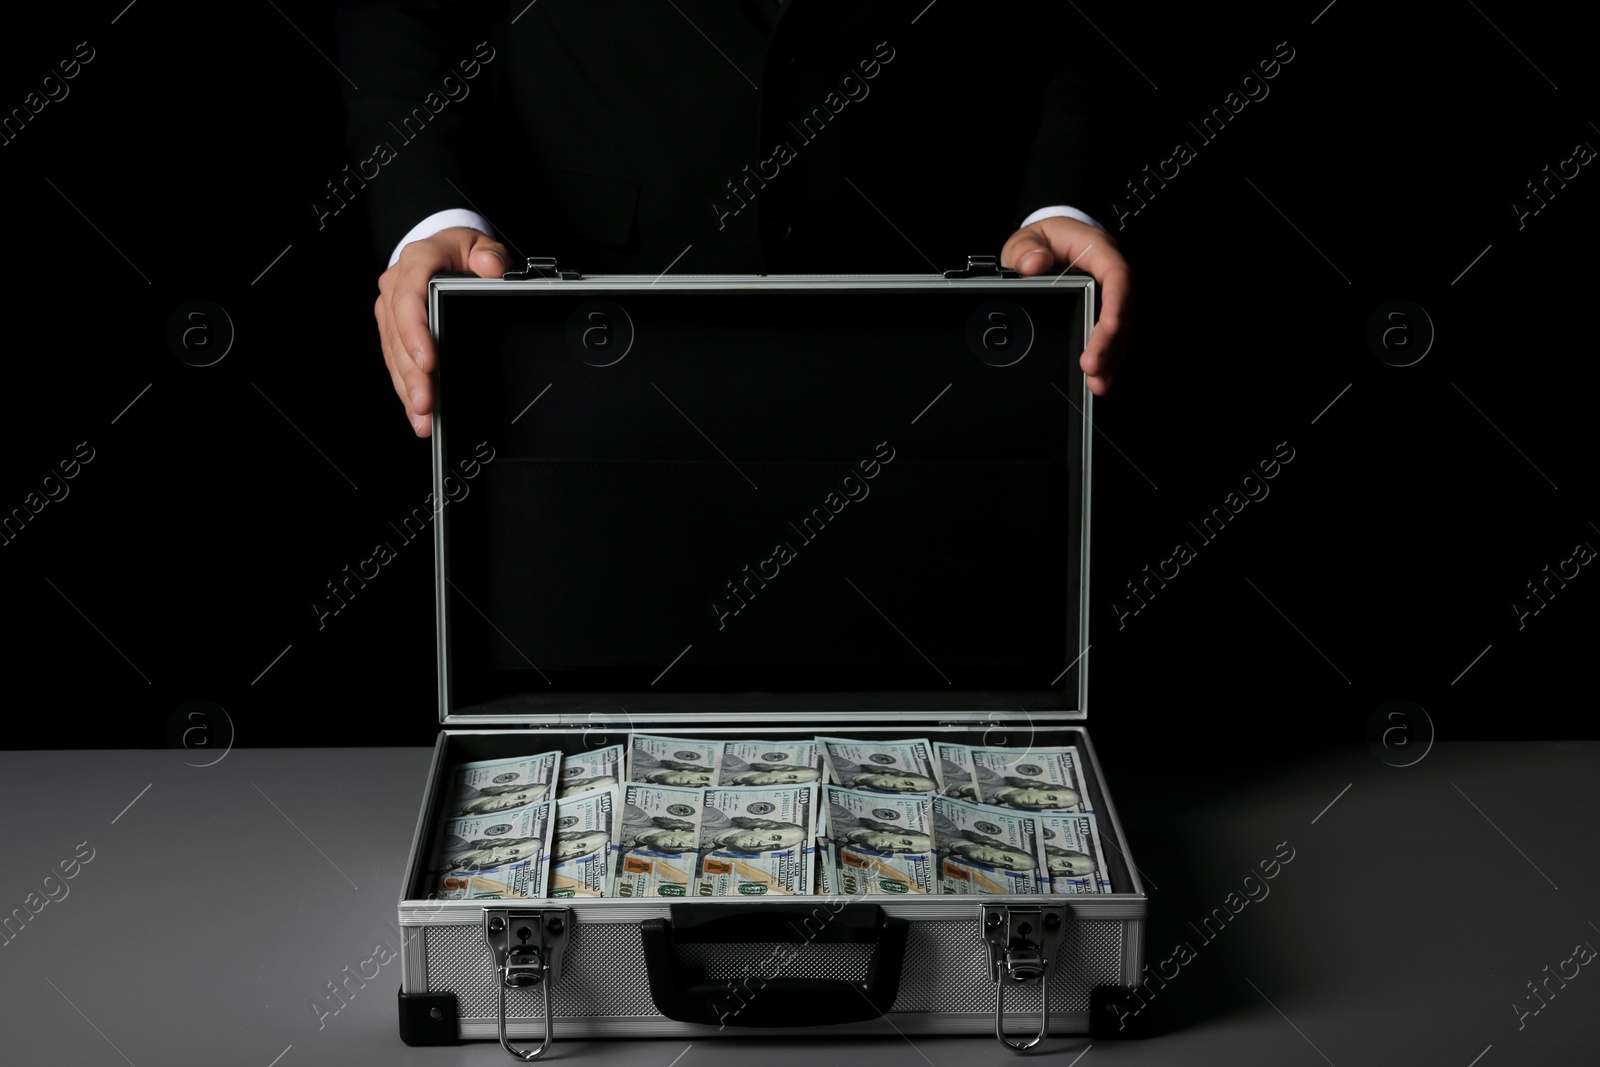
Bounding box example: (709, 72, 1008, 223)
(1, 1, 1593, 754)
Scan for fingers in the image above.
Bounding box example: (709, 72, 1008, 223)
(1079, 254, 1132, 396)
(390, 243, 445, 382)
(1000, 228, 1055, 276)
(374, 290, 424, 436)
(374, 229, 485, 437)
(376, 287, 432, 436)
(381, 260, 438, 437)
(469, 235, 510, 279)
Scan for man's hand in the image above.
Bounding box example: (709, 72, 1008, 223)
(1000, 217, 1132, 397)
(374, 226, 509, 437)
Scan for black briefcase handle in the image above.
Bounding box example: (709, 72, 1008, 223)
(639, 903, 909, 1028)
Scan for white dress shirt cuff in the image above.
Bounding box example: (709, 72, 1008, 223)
(1019, 205, 1105, 231)
(387, 209, 496, 267)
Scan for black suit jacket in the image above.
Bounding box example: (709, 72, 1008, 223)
(335, 0, 1098, 274)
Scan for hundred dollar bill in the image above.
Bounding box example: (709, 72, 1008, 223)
(932, 795, 1046, 895)
(825, 785, 937, 895)
(628, 734, 722, 788)
(720, 739, 823, 786)
(444, 751, 562, 816)
(549, 785, 621, 898)
(1040, 812, 1111, 894)
(970, 745, 1089, 813)
(559, 744, 623, 799)
(613, 783, 705, 898)
(433, 801, 556, 900)
(819, 737, 942, 794)
(697, 784, 818, 896)
(935, 742, 979, 800)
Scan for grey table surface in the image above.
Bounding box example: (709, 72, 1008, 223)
(1, 742, 1595, 1066)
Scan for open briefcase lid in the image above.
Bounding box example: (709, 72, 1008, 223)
(427, 265, 1094, 727)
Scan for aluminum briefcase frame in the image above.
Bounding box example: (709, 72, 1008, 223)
(398, 260, 1147, 1057)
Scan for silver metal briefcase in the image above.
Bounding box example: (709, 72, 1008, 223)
(397, 258, 1147, 1058)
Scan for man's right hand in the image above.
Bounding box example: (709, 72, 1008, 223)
(374, 226, 509, 437)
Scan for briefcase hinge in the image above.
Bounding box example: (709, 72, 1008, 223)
(982, 903, 1066, 1052)
(943, 255, 1020, 279)
(484, 908, 571, 1060)
(504, 257, 582, 280)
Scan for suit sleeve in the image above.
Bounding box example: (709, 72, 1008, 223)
(1012, 56, 1097, 231)
(334, 0, 506, 269)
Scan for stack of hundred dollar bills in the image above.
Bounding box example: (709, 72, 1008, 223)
(429, 735, 1108, 898)
(820, 738, 1112, 895)
(430, 746, 625, 900)
(613, 735, 822, 898)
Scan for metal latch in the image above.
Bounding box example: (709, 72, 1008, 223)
(943, 255, 1020, 279)
(504, 257, 581, 280)
(484, 908, 571, 1061)
(982, 903, 1066, 1051)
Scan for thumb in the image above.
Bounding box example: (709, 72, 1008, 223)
(1002, 229, 1055, 276)
(469, 238, 509, 279)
